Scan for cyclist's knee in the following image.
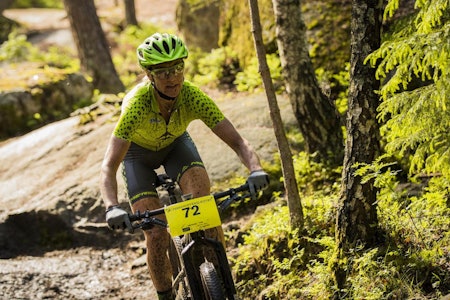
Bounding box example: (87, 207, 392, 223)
(143, 225, 170, 246)
(179, 166, 210, 197)
(131, 196, 170, 245)
(131, 196, 161, 212)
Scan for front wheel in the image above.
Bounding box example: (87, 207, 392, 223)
(199, 261, 225, 300)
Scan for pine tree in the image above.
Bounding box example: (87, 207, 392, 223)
(366, 0, 450, 177)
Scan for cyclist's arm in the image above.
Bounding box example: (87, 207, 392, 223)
(100, 135, 130, 209)
(212, 118, 263, 172)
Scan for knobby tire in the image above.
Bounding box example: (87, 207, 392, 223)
(199, 261, 226, 300)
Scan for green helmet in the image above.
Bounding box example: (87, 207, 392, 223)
(137, 33, 188, 68)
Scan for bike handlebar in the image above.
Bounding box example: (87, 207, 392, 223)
(213, 183, 249, 200)
(128, 182, 251, 230)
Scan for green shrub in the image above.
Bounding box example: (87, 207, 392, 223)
(190, 46, 240, 89)
(0, 32, 39, 62)
(0, 31, 78, 70)
(354, 157, 450, 297)
(234, 53, 283, 93)
(112, 24, 172, 89)
(233, 204, 306, 299)
(12, 0, 62, 9)
(292, 151, 342, 195)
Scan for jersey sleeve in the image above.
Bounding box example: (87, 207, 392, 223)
(113, 84, 149, 141)
(183, 82, 225, 128)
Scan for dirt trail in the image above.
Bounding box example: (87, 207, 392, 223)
(1, 3, 175, 299)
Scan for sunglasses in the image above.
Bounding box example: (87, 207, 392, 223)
(149, 62, 185, 79)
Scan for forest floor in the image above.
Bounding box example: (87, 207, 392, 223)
(0, 2, 293, 299)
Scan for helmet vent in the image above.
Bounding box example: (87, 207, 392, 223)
(162, 40, 170, 54)
(153, 43, 162, 54)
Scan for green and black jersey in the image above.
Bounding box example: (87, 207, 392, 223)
(113, 80, 225, 151)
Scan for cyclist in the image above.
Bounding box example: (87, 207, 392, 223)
(100, 32, 269, 300)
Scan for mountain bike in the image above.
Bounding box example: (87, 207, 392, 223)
(128, 174, 251, 300)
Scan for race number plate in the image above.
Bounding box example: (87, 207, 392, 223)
(164, 195, 222, 237)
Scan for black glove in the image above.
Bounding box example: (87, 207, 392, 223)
(105, 205, 133, 233)
(247, 170, 270, 200)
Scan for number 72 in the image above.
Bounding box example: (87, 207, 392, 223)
(181, 205, 200, 218)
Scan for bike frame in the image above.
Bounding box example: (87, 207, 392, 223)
(129, 174, 249, 300)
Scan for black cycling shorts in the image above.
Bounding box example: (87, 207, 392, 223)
(122, 132, 205, 204)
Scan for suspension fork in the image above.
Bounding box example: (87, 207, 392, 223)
(182, 234, 237, 299)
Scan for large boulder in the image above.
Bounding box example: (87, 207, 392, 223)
(0, 63, 93, 139)
(176, 0, 220, 52)
(0, 89, 297, 257)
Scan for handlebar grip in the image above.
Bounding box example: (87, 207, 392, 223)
(213, 183, 249, 200)
(129, 214, 139, 222)
(129, 208, 165, 221)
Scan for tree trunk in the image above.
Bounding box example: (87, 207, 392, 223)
(271, 0, 344, 167)
(63, 0, 124, 94)
(124, 0, 138, 27)
(0, 0, 14, 14)
(333, 0, 383, 292)
(248, 0, 304, 230)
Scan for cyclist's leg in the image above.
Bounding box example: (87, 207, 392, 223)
(178, 167, 226, 247)
(132, 197, 173, 294)
(122, 143, 174, 297)
(164, 132, 226, 247)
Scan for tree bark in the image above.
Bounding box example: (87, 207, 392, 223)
(271, 0, 344, 167)
(0, 0, 14, 14)
(124, 0, 138, 27)
(333, 0, 383, 292)
(63, 0, 124, 94)
(248, 0, 304, 230)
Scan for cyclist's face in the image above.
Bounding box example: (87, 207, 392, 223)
(148, 59, 184, 98)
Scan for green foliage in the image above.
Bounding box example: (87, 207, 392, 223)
(350, 156, 450, 297)
(0, 32, 39, 62)
(112, 23, 165, 89)
(234, 150, 449, 299)
(234, 53, 283, 93)
(0, 31, 78, 70)
(315, 63, 350, 116)
(365, 0, 450, 178)
(292, 151, 342, 195)
(233, 155, 340, 299)
(12, 0, 62, 9)
(233, 204, 308, 299)
(190, 46, 239, 88)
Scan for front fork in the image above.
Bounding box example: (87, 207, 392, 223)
(182, 234, 237, 300)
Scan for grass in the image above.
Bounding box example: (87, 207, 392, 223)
(230, 154, 450, 299)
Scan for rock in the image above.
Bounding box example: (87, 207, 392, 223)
(0, 63, 93, 139)
(176, 0, 220, 52)
(0, 90, 296, 256)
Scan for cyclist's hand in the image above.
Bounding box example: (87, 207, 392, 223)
(247, 170, 270, 200)
(105, 205, 133, 233)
